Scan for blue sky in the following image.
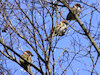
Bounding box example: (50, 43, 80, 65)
(0, 0, 100, 75)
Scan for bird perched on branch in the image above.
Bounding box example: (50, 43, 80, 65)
(66, 3, 81, 21)
(45, 20, 69, 41)
(20, 51, 33, 74)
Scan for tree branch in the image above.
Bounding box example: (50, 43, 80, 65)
(60, 1, 100, 55)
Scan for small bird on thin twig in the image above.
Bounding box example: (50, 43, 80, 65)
(20, 51, 33, 74)
(66, 3, 82, 21)
(45, 20, 69, 41)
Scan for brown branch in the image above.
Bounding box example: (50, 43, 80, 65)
(1, 10, 45, 64)
(80, 1, 100, 13)
(0, 41, 44, 75)
(91, 55, 99, 75)
(14, 0, 46, 64)
(0, 50, 34, 75)
(60, 0, 100, 55)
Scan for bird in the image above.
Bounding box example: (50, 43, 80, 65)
(45, 20, 69, 41)
(66, 3, 81, 21)
(20, 51, 33, 74)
